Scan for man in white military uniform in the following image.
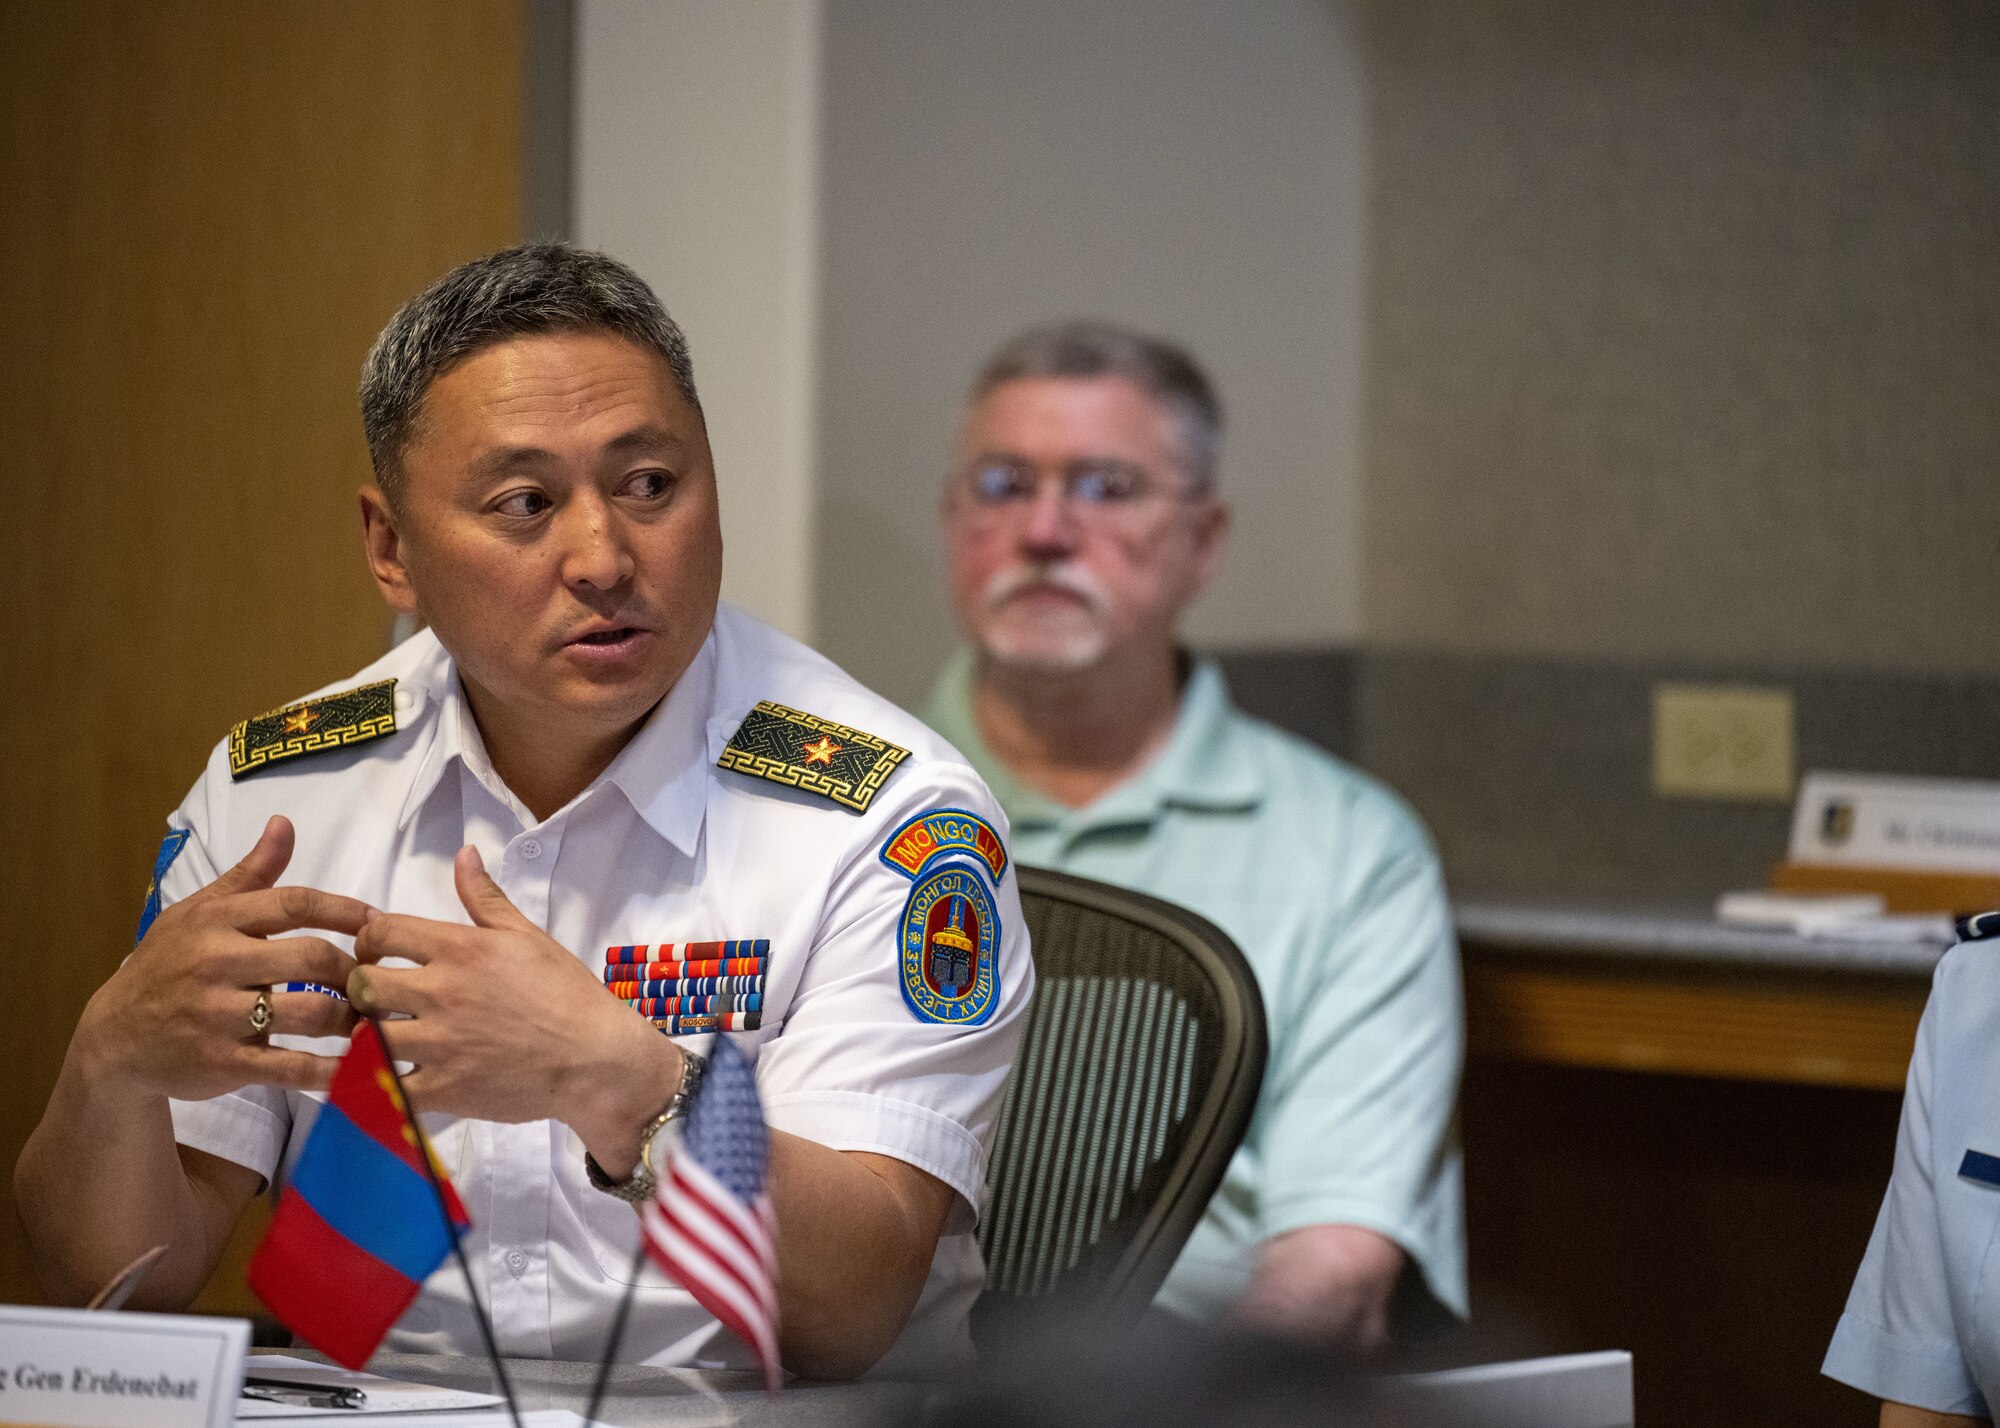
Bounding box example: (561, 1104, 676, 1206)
(15, 246, 1032, 1380)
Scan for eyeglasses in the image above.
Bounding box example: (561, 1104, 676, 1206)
(952, 457, 1198, 523)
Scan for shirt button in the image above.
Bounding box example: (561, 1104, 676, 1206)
(506, 1250, 527, 1275)
(520, 839, 543, 861)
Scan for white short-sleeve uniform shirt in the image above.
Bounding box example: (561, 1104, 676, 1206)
(1826, 934, 2000, 1414)
(160, 603, 1033, 1376)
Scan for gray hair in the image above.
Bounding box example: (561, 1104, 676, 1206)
(360, 243, 699, 500)
(971, 320, 1223, 488)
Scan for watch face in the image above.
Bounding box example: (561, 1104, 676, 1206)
(645, 1115, 687, 1178)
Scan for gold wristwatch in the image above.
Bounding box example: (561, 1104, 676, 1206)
(584, 1048, 707, 1203)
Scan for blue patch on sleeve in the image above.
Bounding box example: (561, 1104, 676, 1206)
(1961, 1149, 2000, 1188)
(898, 864, 1001, 1026)
(135, 828, 192, 943)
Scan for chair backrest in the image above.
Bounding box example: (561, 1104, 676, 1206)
(976, 866, 1267, 1323)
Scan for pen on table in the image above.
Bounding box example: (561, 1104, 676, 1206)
(241, 1376, 367, 1409)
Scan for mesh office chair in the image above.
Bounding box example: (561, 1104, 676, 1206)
(976, 866, 1267, 1328)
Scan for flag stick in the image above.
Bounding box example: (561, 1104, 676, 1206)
(583, 1237, 648, 1427)
(372, 1018, 523, 1428)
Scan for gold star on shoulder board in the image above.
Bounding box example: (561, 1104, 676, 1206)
(717, 702, 909, 813)
(228, 678, 400, 779)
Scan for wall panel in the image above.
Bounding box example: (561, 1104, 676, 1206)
(0, 0, 521, 1309)
(1360, 0, 2000, 673)
(817, 0, 1368, 705)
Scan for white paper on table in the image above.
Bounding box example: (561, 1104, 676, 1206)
(241, 1408, 592, 1416)
(234, 1354, 504, 1417)
(1716, 889, 1886, 933)
(1714, 891, 1954, 942)
(1807, 913, 1958, 943)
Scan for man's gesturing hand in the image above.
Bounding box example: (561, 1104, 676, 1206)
(347, 846, 677, 1166)
(76, 815, 370, 1102)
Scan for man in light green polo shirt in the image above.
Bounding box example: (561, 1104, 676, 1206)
(923, 321, 1466, 1351)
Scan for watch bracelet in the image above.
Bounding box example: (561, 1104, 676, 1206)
(584, 1046, 708, 1200)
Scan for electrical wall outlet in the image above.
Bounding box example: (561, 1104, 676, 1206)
(1652, 684, 1796, 802)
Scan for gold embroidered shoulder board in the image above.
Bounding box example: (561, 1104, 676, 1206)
(228, 678, 400, 780)
(718, 701, 910, 813)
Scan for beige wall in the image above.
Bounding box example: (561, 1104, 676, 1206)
(814, 0, 1370, 706)
(569, 0, 1998, 692)
(1359, 0, 2000, 674)
(572, 1, 1375, 709)
(575, 0, 824, 640)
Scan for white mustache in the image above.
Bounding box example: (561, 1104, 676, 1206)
(981, 563, 1109, 616)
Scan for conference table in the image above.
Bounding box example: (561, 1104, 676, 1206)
(317, 1348, 1639, 1428)
(273, 1351, 932, 1427)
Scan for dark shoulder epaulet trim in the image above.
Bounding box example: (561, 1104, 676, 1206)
(1956, 911, 2000, 943)
(228, 678, 400, 780)
(717, 700, 911, 814)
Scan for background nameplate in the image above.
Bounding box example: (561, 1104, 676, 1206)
(1790, 771, 2000, 874)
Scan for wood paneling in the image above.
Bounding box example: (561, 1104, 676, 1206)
(1452, 1063, 1901, 1428)
(1448, 951, 1926, 1425)
(0, 1, 521, 1311)
(1465, 954, 1929, 1090)
(1770, 859, 2000, 917)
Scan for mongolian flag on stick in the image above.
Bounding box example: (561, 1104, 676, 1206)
(246, 1019, 470, 1369)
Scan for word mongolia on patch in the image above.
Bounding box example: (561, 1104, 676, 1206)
(880, 807, 1009, 882)
(900, 865, 1000, 1026)
(229, 678, 399, 779)
(718, 701, 910, 813)
(606, 940, 768, 1034)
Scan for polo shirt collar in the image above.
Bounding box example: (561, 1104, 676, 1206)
(927, 649, 1264, 837)
(396, 628, 716, 858)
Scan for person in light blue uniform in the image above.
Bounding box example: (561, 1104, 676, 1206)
(1826, 912, 2000, 1426)
(926, 320, 1466, 1350)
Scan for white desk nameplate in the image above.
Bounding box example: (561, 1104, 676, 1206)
(1791, 771, 2000, 874)
(0, 1304, 247, 1428)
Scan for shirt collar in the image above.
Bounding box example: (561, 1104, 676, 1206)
(394, 637, 465, 832)
(924, 649, 1265, 837)
(599, 632, 715, 857)
(396, 629, 716, 857)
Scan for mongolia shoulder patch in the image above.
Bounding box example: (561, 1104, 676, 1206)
(900, 863, 1001, 1026)
(229, 678, 399, 780)
(135, 827, 191, 942)
(717, 701, 910, 814)
(880, 808, 1008, 882)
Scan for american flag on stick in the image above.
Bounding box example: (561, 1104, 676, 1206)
(640, 1036, 782, 1390)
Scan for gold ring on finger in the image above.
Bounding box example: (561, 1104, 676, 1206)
(248, 990, 273, 1037)
(347, 966, 376, 1017)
